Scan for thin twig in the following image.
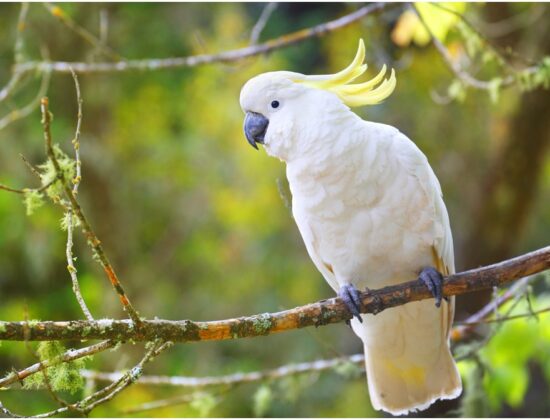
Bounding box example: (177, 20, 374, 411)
(0, 246, 548, 343)
(430, 3, 519, 69)
(478, 3, 546, 39)
(14, 2, 29, 64)
(0, 3, 29, 103)
(459, 306, 550, 326)
(412, 4, 539, 91)
(14, 3, 392, 75)
(0, 402, 24, 418)
(121, 393, 201, 415)
(0, 72, 24, 105)
(99, 8, 108, 46)
(455, 280, 530, 362)
(40, 97, 141, 325)
(20, 154, 42, 178)
(122, 389, 229, 415)
(24, 341, 77, 415)
(85, 354, 365, 389)
(0, 340, 115, 388)
(451, 275, 532, 340)
(78, 341, 172, 414)
(69, 68, 83, 198)
(0, 178, 55, 195)
(0, 67, 51, 131)
(249, 3, 278, 45)
(64, 69, 93, 321)
(42, 3, 121, 61)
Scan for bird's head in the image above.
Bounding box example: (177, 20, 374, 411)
(239, 39, 396, 161)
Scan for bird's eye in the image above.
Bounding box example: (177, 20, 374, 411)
(270, 100, 280, 109)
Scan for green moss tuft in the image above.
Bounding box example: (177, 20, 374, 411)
(38, 144, 76, 201)
(23, 190, 45, 216)
(22, 341, 87, 394)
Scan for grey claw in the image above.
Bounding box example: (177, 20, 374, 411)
(339, 284, 363, 323)
(419, 267, 444, 307)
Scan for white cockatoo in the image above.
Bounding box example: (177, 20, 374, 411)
(240, 39, 462, 415)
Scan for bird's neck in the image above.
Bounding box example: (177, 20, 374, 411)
(285, 116, 370, 194)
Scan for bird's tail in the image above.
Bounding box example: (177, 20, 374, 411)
(351, 299, 462, 416)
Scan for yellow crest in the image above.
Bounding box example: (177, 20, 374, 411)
(297, 39, 396, 107)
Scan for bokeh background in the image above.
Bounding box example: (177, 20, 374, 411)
(0, 2, 549, 417)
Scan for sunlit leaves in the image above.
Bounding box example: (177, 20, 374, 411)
(516, 57, 550, 91)
(458, 293, 550, 414)
(391, 3, 466, 48)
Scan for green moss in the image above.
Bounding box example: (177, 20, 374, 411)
(253, 313, 274, 336)
(23, 190, 45, 216)
(82, 326, 92, 337)
(36, 144, 76, 201)
(319, 307, 336, 324)
(60, 211, 80, 231)
(22, 341, 87, 394)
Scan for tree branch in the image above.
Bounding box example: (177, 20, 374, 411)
(40, 97, 141, 325)
(84, 354, 365, 389)
(0, 246, 547, 343)
(0, 67, 51, 131)
(13, 3, 392, 75)
(6, 269, 534, 392)
(249, 3, 278, 45)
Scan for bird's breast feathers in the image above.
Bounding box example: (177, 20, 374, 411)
(287, 122, 452, 290)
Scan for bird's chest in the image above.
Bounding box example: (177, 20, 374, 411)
(289, 166, 434, 288)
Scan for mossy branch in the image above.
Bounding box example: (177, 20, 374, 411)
(40, 97, 141, 325)
(0, 246, 548, 343)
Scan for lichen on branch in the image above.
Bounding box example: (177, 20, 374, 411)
(0, 246, 548, 343)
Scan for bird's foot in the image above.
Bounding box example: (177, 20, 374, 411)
(339, 284, 363, 323)
(418, 266, 446, 308)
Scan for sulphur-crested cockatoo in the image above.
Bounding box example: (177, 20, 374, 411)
(240, 39, 462, 415)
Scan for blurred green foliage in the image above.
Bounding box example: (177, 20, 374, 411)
(0, 2, 549, 417)
(458, 287, 550, 416)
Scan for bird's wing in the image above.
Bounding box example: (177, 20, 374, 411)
(291, 201, 341, 292)
(392, 130, 456, 338)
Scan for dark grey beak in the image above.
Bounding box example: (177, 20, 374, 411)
(244, 112, 269, 150)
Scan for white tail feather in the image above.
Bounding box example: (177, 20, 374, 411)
(351, 300, 462, 415)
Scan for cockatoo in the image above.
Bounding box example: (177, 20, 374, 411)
(240, 39, 462, 415)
